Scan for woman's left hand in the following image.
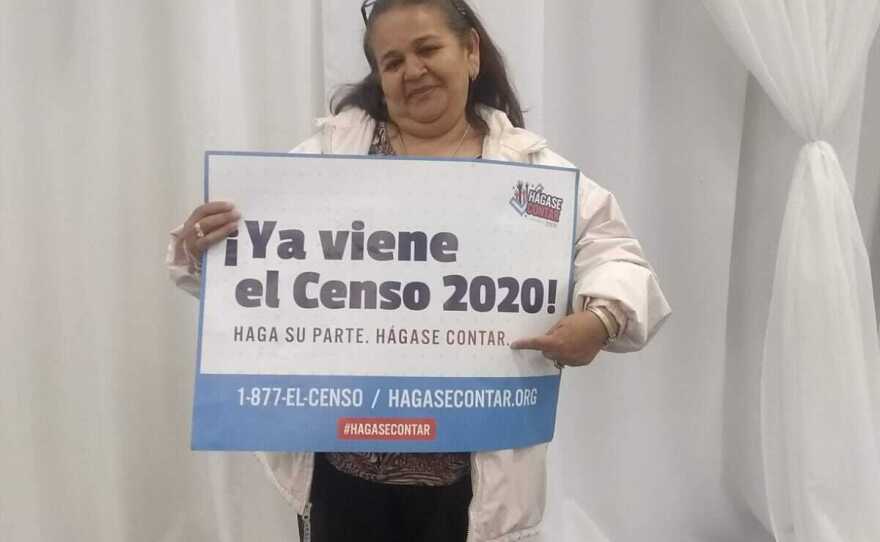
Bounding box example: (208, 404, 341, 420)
(510, 311, 609, 367)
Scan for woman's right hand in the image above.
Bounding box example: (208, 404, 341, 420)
(180, 201, 241, 261)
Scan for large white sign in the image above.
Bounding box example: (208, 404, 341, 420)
(192, 152, 579, 452)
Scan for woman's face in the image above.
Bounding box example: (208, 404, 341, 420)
(369, 5, 479, 137)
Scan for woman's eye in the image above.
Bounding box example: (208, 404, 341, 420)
(418, 46, 440, 56)
(383, 59, 402, 71)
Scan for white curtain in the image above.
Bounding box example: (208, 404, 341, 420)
(2, 1, 879, 541)
(702, 1, 880, 541)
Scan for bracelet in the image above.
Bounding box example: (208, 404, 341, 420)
(586, 306, 618, 347)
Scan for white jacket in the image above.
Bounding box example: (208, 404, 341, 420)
(167, 106, 671, 542)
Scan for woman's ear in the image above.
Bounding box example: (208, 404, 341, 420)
(468, 28, 481, 78)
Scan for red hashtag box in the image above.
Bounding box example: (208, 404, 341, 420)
(336, 418, 437, 441)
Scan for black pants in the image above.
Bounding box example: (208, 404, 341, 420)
(298, 454, 471, 542)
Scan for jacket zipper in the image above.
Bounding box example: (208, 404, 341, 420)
(467, 453, 479, 542)
(301, 502, 312, 542)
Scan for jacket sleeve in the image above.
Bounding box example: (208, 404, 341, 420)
(165, 133, 324, 297)
(572, 174, 671, 352)
(165, 225, 202, 298)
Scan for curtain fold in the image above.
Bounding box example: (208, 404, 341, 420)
(703, 1, 880, 540)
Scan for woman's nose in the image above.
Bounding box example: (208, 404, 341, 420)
(403, 55, 427, 79)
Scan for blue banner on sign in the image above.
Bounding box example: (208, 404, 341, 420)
(192, 374, 560, 452)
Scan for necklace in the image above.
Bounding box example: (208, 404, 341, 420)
(396, 123, 472, 157)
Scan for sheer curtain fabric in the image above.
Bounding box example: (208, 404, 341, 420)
(702, 1, 880, 540)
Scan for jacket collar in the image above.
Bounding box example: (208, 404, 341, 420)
(478, 105, 548, 162)
(316, 106, 548, 161)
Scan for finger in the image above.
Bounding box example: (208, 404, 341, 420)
(510, 335, 556, 352)
(188, 201, 235, 224)
(194, 220, 240, 253)
(184, 211, 240, 245)
(191, 209, 241, 237)
(546, 320, 563, 333)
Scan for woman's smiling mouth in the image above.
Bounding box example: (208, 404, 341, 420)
(407, 86, 437, 100)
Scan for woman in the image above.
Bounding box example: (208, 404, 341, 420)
(167, 1, 670, 540)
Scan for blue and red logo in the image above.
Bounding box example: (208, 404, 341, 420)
(510, 181, 564, 224)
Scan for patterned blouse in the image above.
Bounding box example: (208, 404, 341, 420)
(324, 122, 473, 486)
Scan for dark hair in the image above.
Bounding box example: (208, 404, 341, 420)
(331, 0, 524, 133)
